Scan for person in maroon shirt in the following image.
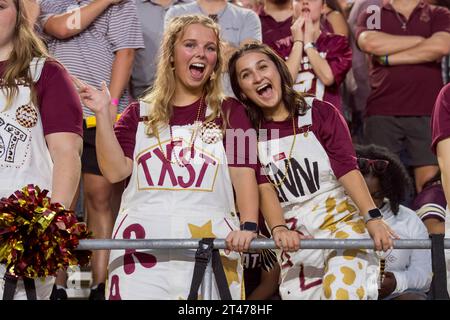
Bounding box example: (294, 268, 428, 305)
(229, 42, 396, 299)
(322, 0, 349, 37)
(431, 83, 450, 220)
(430, 82, 450, 297)
(357, 0, 450, 193)
(412, 171, 446, 234)
(259, 0, 294, 60)
(286, 0, 352, 112)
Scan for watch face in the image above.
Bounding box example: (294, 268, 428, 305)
(368, 209, 382, 218)
(241, 222, 258, 232)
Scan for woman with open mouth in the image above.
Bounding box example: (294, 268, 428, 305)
(285, 0, 352, 113)
(73, 14, 262, 300)
(229, 42, 397, 300)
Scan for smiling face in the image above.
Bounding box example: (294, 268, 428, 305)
(235, 51, 284, 112)
(0, 0, 17, 52)
(172, 23, 218, 96)
(292, 0, 324, 20)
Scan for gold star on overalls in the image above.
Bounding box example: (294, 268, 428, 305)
(188, 220, 217, 238)
(220, 255, 240, 286)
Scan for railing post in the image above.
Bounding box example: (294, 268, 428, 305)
(201, 259, 213, 300)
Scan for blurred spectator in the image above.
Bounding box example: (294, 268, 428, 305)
(357, 0, 450, 192)
(286, 0, 352, 112)
(130, 0, 190, 100)
(259, 0, 293, 60)
(39, 0, 144, 300)
(412, 171, 446, 234)
(232, 0, 263, 13)
(355, 144, 432, 300)
(165, 0, 262, 96)
(322, 0, 349, 36)
(347, 0, 383, 139)
(426, 0, 450, 9)
(426, 0, 450, 83)
(431, 83, 450, 296)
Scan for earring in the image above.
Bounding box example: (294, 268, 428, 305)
(209, 71, 216, 81)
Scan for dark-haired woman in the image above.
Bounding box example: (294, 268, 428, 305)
(229, 42, 396, 300)
(355, 144, 432, 300)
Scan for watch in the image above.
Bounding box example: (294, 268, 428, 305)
(363, 208, 383, 224)
(240, 222, 259, 233)
(304, 42, 316, 51)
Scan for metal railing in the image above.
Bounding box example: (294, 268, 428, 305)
(76, 238, 450, 300)
(77, 238, 450, 250)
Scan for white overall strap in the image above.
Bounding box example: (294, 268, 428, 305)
(139, 100, 151, 117)
(298, 97, 314, 128)
(29, 57, 46, 83)
(205, 102, 213, 118)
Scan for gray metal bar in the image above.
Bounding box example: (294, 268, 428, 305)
(76, 238, 450, 250)
(201, 260, 213, 300)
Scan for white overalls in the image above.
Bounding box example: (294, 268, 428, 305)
(0, 58, 55, 299)
(258, 99, 379, 300)
(107, 102, 243, 300)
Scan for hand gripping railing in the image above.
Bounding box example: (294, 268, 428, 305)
(76, 238, 450, 300)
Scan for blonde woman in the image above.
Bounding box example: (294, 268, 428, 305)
(0, 0, 83, 299)
(74, 15, 260, 300)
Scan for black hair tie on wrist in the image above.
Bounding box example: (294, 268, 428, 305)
(271, 224, 289, 234)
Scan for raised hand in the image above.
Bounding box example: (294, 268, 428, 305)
(291, 16, 306, 44)
(72, 76, 111, 115)
(303, 16, 315, 45)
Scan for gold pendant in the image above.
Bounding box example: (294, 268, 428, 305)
(200, 121, 223, 144)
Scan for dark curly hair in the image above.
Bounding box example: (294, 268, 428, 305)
(354, 144, 413, 214)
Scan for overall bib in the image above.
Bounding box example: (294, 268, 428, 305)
(258, 99, 379, 300)
(0, 58, 55, 299)
(107, 102, 243, 300)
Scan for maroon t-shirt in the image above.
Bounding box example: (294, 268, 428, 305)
(431, 83, 450, 153)
(356, 1, 450, 116)
(115, 97, 258, 170)
(257, 99, 357, 185)
(259, 9, 293, 60)
(0, 59, 83, 137)
(294, 32, 352, 112)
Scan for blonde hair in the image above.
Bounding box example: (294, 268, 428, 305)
(1, 0, 49, 111)
(141, 14, 224, 135)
